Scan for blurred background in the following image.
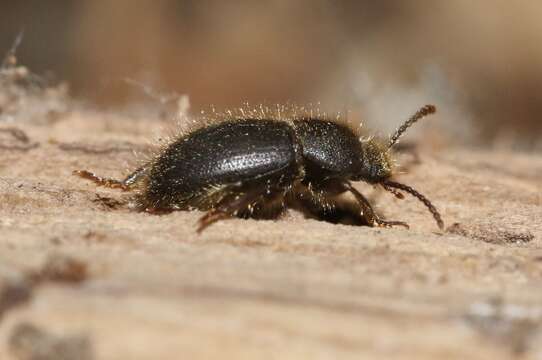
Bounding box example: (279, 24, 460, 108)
(1, 0, 541, 149)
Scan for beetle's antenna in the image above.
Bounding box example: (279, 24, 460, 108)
(382, 180, 444, 229)
(388, 105, 436, 149)
(381, 183, 405, 200)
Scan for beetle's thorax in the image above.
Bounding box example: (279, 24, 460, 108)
(292, 118, 365, 181)
(291, 118, 394, 184)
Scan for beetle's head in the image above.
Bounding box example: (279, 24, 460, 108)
(354, 104, 443, 229)
(355, 138, 393, 183)
(355, 104, 436, 183)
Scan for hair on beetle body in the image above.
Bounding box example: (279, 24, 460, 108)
(74, 104, 443, 232)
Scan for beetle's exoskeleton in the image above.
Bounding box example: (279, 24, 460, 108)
(75, 105, 443, 232)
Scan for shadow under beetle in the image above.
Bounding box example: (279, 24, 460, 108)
(74, 104, 444, 232)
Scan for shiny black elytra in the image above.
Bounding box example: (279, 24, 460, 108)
(74, 105, 444, 232)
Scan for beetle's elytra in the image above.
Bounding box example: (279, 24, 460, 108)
(74, 104, 443, 232)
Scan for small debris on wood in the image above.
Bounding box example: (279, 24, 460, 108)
(447, 222, 534, 246)
(463, 298, 542, 356)
(28, 253, 88, 284)
(0, 35, 69, 125)
(0, 127, 39, 151)
(0, 277, 33, 322)
(9, 322, 93, 360)
(91, 193, 124, 210)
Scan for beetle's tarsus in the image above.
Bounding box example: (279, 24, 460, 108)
(342, 182, 410, 229)
(197, 209, 230, 233)
(375, 219, 410, 229)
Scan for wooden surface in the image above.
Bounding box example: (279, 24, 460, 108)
(0, 110, 541, 359)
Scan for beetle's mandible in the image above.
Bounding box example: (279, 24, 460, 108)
(74, 104, 444, 232)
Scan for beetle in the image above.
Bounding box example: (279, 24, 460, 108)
(74, 104, 443, 232)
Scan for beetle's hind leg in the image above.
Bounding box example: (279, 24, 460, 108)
(73, 170, 127, 190)
(73, 166, 148, 191)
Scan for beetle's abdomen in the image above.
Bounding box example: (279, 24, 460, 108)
(144, 120, 298, 209)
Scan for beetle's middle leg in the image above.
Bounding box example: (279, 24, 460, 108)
(197, 184, 285, 233)
(294, 179, 366, 225)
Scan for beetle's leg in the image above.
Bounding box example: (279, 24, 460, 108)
(121, 166, 148, 187)
(73, 166, 148, 191)
(73, 170, 128, 190)
(343, 182, 409, 229)
(295, 180, 343, 215)
(197, 185, 273, 233)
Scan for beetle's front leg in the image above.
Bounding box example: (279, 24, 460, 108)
(343, 182, 409, 229)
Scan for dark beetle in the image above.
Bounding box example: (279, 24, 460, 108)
(75, 105, 443, 232)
